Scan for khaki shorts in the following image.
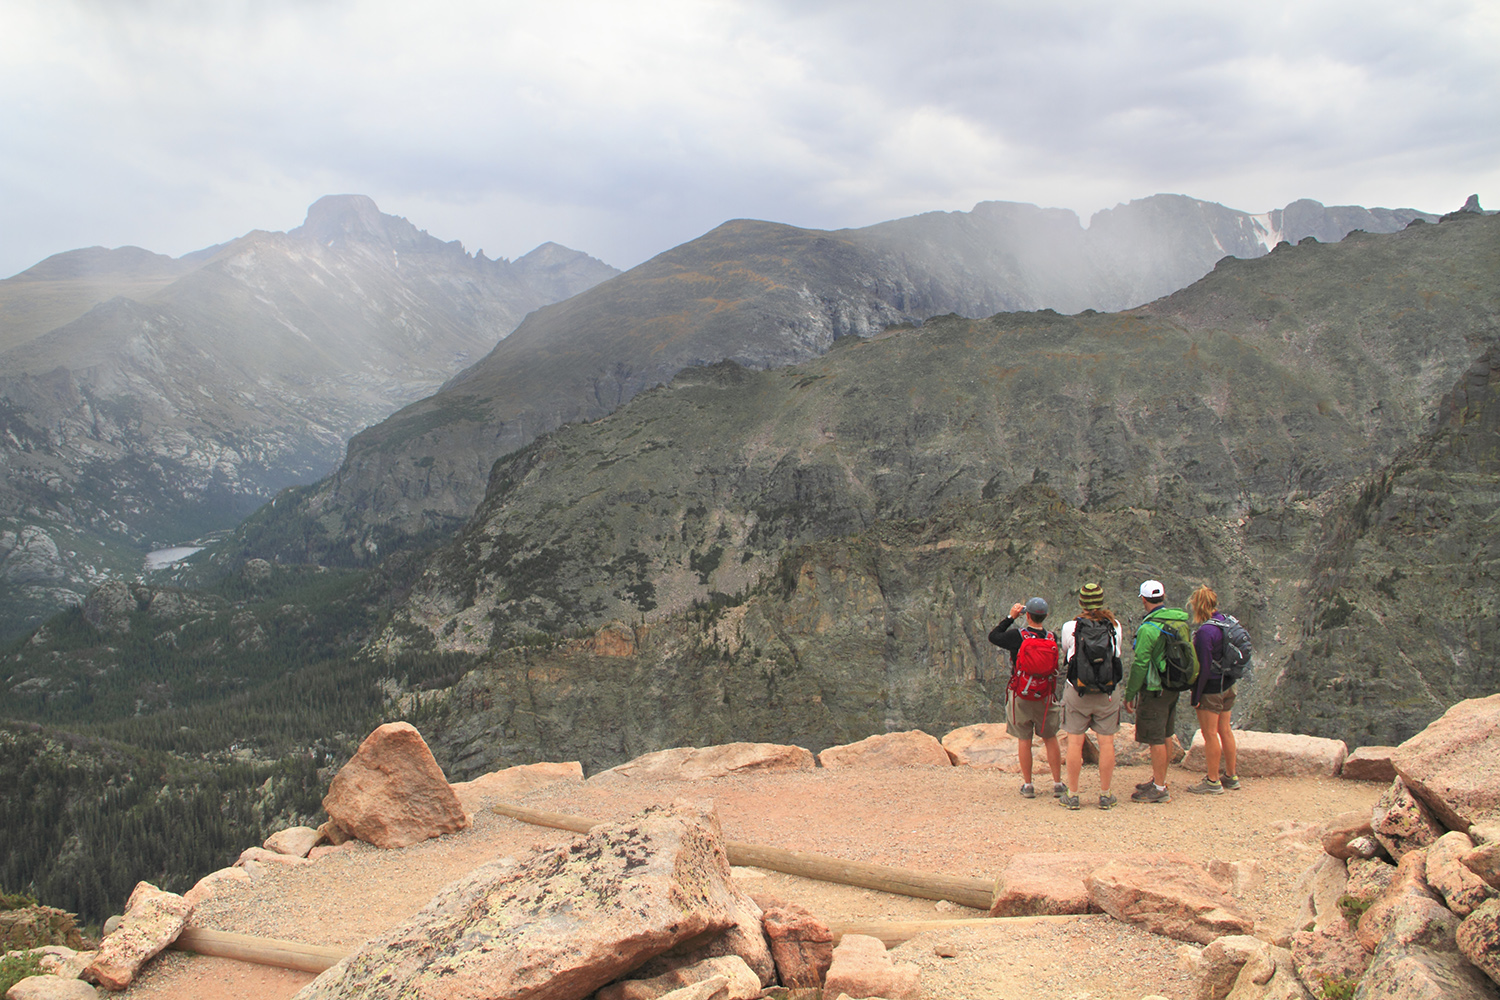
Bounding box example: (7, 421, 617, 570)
(1133, 689, 1180, 745)
(1006, 691, 1061, 741)
(1198, 684, 1236, 715)
(1062, 683, 1124, 736)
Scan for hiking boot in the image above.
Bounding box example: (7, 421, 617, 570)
(1220, 774, 1241, 790)
(1130, 784, 1170, 803)
(1135, 779, 1157, 792)
(1098, 793, 1118, 810)
(1186, 778, 1224, 795)
(1053, 782, 1068, 798)
(1020, 783, 1036, 798)
(1059, 792, 1081, 810)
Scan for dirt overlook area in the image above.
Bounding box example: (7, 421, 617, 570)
(117, 736, 1386, 1000)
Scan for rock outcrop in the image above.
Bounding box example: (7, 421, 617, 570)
(293, 804, 745, 1000)
(83, 882, 192, 991)
(320, 722, 469, 849)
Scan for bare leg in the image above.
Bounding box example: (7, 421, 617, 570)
(1218, 712, 1238, 778)
(1150, 742, 1169, 787)
(1017, 738, 1034, 784)
(1197, 707, 1222, 782)
(1042, 735, 1063, 784)
(1066, 733, 1085, 792)
(1098, 733, 1116, 793)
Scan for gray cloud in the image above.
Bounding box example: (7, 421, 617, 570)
(2, 0, 1496, 279)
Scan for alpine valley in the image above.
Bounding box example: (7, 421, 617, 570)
(4, 193, 1496, 926)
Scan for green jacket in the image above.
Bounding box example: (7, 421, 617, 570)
(1127, 606, 1193, 700)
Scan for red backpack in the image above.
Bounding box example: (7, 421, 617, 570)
(1008, 627, 1058, 701)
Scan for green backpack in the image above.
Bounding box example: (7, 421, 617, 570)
(1146, 617, 1199, 692)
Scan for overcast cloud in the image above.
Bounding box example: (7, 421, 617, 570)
(2, 0, 1497, 278)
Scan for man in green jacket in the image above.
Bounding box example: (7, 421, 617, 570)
(1123, 579, 1197, 803)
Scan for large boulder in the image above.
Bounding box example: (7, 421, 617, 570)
(1391, 694, 1500, 832)
(821, 933, 920, 1000)
(1356, 850, 1444, 953)
(1372, 777, 1445, 860)
(760, 902, 834, 989)
(449, 760, 584, 813)
(83, 882, 192, 991)
(4, 978, 103, 1000)
(1290, 922, 1369, 998)
(988, 852, 1102, 916)
(321, 722, 469, 849)
(1196, 933, 1274, 1000)
(1456, 898, 1500, 987)
(1182, 730, 1347, 777)
(1427, 831, 1498, 917)
(1085, 855, 1255, 944)
(1341, 746, 1398, 783)
(817, 731, 951, 769)
(263, 826, 323, 858)
(596, 955, 761, 1000)
(626, 890, 775, 988)
(940, 724, 1022, 770)
(292, 804, 743, 1000)
(597, 744, 814, 781)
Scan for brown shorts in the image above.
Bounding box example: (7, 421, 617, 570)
(1133, 689, 1180, 745)
(1198, 685, 1236, 714)
(1062, 683, 1124, 736)
(1006, 691, 1061, 741)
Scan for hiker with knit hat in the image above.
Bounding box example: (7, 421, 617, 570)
(988, 597, 1065, 799)
(1056, 583, 1126, 809)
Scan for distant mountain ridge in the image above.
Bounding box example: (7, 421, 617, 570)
(241, 194, 1434, 565)
(0, 195, 618, 639)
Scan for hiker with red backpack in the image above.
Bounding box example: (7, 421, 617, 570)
(1124, 580, 1199, 804)
(1185, 584, 1251, 795)
(1056, 583, 1126, 810)
(987, 597, 1065, 799)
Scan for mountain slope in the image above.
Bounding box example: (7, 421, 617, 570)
(365, 211, 1497, 768)
(0, 195, 617, 640)
(241, 195, 1433, 563)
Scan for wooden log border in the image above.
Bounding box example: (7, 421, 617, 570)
(490, 801, 998, 911)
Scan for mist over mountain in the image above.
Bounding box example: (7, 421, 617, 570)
(236, 194, 1434, 566)
(0, 195, 617, 640)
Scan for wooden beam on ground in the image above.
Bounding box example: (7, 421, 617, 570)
(828, 913, 1096, 947)
(491, 801, 997, 911)
(172, 927, 350, 974)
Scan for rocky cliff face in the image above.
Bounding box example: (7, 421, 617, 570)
(242, 196, 1433, 566)
(0, 195, 617, 640)
(370, 212, 1497, 771)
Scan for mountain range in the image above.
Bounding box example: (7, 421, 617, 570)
(230, 194, 1435, 566)
(0, 195, 617, 640)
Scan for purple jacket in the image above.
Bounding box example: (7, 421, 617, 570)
(1191, 614, 1230, 706)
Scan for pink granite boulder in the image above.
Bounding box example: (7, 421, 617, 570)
(1372, 776, 1446, 860)
(761, 902, 834, 988)
(321, 722, 469, 849)
(817, 731, 951, 769)
(1342, 746, 1399, 783)
(292, 803, 741, 1000)
(940, 724, 1022, 771)
(599, 744, 814, 781)
(821, 933, 920, 1000)
(1391, 693, 1500, 832)
(1085, 855, 1254, 944)
(449, 760, 583, 813)
(84, 882, 193, 991)
(1182, 729, 1347, 778)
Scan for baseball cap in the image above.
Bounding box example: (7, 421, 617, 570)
(1139, 579, 1165, 600)
(1025, 597, 1049, 618)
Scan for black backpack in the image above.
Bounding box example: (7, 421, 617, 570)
(1145, 616, 1199, 692)
(1070, 617, 1121, 694)
(1198, 614, 1253, 681)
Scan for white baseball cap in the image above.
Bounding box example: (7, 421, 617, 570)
(1139, 579, 1165, 600)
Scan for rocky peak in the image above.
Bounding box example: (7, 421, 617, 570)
(292, 194, 431, 250)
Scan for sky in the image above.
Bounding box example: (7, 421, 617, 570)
(2, 0, 1498, 280)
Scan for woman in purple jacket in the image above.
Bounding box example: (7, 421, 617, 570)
(1186, 585, 1240, 794)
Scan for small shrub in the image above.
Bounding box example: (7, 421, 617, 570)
(1337, 892, 1373, 929)
(1319, 972, 1360, 1000)
(0, 951, 45, 995)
